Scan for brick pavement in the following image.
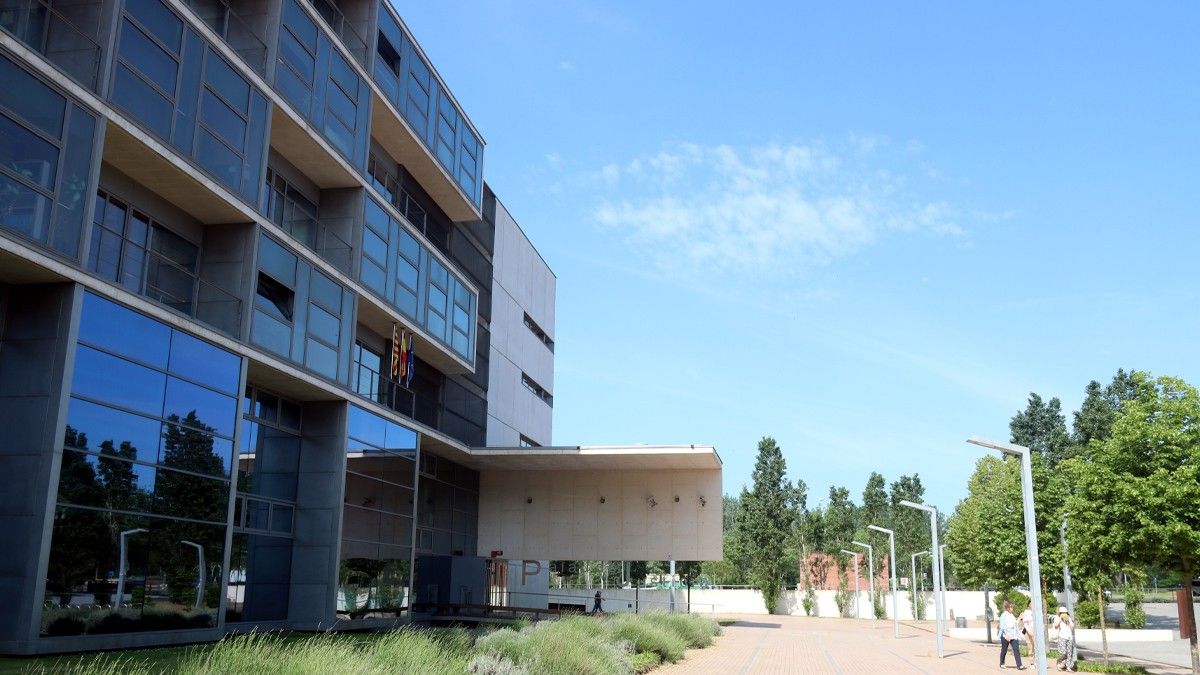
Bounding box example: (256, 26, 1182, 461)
(656, 615, 1185, 674)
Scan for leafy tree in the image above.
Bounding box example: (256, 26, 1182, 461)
(1010, 392, 1071, 466)
(861, 472, 888, 531)
(735, 437, 799, 613)
(1064, 374, 1200, 674)
(888, 474, 929, 588)
(1072, 380, 1113, 448)
(823, 486, 857, 554)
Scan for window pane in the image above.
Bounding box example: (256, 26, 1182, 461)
(195, 128, 242, 190)
(169, 331, 241, 395)
(124, 0, 182, 53)
(163, 376, 237, 438)
(114, 63, 173, 138)
(396, 261, 417, 292)
(154, 467, 228, 522)
(0, 112, 59, 190)
(251, 309, 291, 357)
(71, 345, 167, 418)
(329, 52, 357, 99)
(348, 405, 386, 449)
(204, 51, 249, 112)
(271, 505, 293, 534)
(326, 84, 355, 127)
(274, 64, 312, 115)
(257, 235, 296, 287)
(362, 227, 387, 265)
(304, 337, 337, 379)
(0, 172, 51, 242)
(0, 53, 65, 136)
(201, 89, 246, 150)
(310, 270, 341, 312)
(65, 397, 162, 465)
(79, 292, 172, 367)
(278, 30, 314, 82)
(161, 418, 234, 476)
(119, 20, 178, 94)
(322, 116, 353, 158)
(282, 0, 317, 51)
(56, 449, 156, 513)
(307, 304, 339, 345)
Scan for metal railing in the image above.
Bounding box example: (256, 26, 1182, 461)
(308, 0, 366, 65)
(0, 0, 102, 90)
(277, 212, 353, 274)
(185, 0, 268, 76)
(139, 247, 243, 338)
(351, 356, 485, 447)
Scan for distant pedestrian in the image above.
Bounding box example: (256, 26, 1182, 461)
(1053, 606, 1077, 672)
(1019, 604, 1037, 657)
(591, 591, 603, 614)
(999, 601, 1026, 670)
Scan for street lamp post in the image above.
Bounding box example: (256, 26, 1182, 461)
(1060, 515, 1074, 618)
(852, 540, 875, 625)
(115, 528, 148, 608)
(939, 543, 948, 626)
(841, 549, 861, 618)
(968, 437, 1049, 675)
(901, 500, 944, 658)
(180, 540, 205, 610)
(868, 525, 900, 638)
(912, 550, 930, 622)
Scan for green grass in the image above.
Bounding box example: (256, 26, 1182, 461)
(1014, 645, 1149, 674)
(0, 614, 722, 675)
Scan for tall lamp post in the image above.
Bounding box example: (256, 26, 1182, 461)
(180, 540, 205, 610)
(900, 500, 944, 658)
(115, 527, 147, 608)
(1060, 515, 1074, 617)
(841, 549, 861, 618)
(868, 525, 899, 637)
(913, 550, 931, 621)
(968, 437, 1048, 675)
(852, 540, 875, 625)
(939, 543, 948, 626)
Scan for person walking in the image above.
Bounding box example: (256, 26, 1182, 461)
(1019, 604, 1037, 658)
(999, 601, 1026, 670)
(1053, 606, 1077, 672)
(591, 591, 603, 615)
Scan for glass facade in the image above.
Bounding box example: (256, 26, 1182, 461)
(275, 0, 370, 169)
(338, 405, 417, 618)
(360, 196, 476, 362)
(227, 386, 300, 623)
(251, 233, 354, 382)
(109, 0, 269, 204)
(415, 451, 478, 557)
(42, 292, 241, 637)
(373, 8, 482, 207)
(0, 52, 97, 259)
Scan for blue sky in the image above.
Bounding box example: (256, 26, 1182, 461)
(399, 2, 1200, 512)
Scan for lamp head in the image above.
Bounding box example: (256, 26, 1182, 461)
(899, 499, 936, 514)
(867, 524, 893, 535)
(967, 436, 1030, 458)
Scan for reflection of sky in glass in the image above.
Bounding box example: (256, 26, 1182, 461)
(168, 331, 241, 395)
(348, 405, 417, 454)
(66, 397, 162, 465)
(72, 346, 167, 418)
(164, 376, 237, 438)
(79, 293, 171, 368)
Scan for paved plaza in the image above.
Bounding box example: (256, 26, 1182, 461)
(656, 615, 1190, 674)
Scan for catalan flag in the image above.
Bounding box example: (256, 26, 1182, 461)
(390, 323, 401, 378)
(398, 330, 408, 380)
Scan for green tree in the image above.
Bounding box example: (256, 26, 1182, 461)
(1065, 374, 1200, 674)
(1010, 392, 1071, 466)
(888, 474, 929, 588)
(823, 486, 857, 553)
(736, 437, 799, 613)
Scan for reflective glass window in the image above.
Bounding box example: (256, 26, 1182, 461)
(169, 331, 241, 395)
(72, 346, 167, 417)
(160, 417, 233, 476)
(56, 449, 157, 513)
(307, 304, 339, 345)
(119, 20, 179, 94)
(282, 0, 317, 51)
(0, 172, 51, 241)
(348, 405, 387, 449)
(163, 376, 238, 438)
(0, 112, 59, 190)
(201, 90, 246, 149)
(204, 52, 249, 112)
(154, 467, 229, 522)
(124, 0, 183, 53)
(113, 63, 173, 137)
(310, 270, 341, 311)
(80, 289, 172, 368)
(195, 128, 242, 188)
(304, 338, 337, 378)
(258, 235, 297, 287)
(0, 54, 65, 136)
(64, 398, 162, 465)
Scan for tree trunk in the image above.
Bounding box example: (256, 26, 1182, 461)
(1098, 586, 1110, 666)
(1184, 558, 1200, 675)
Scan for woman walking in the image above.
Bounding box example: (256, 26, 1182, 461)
(999, 601, 1026, 670)
(1053, 606, 1077, 672)
(1019, 604, 1037, 657)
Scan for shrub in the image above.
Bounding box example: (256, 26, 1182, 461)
(610, 614, 687, 662)
(44, 616, 86, 636)
(1124, 606, 1147, 630)
(873, 592, 886, 619)
(992, 588, 1030, 615)
(638, 612, 718, 649)
(1076, 600, 1100, 629)
(468, 652, 529, 675)
(629, 651, 661, 673)
(802, 587, 816, 616)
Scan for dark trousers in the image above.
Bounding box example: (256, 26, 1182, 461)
(591, 602, 602, 614)
(1000, 637, 1023, 668)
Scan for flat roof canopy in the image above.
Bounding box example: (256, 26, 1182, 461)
(462, 445, 722, 471)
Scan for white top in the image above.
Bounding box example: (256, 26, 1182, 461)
(1054, 615, 1075, 639)
(1000, 610, 1019, 640)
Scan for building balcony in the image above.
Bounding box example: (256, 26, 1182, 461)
(0, 0, 105, 91)
(183, 0, 270, 77)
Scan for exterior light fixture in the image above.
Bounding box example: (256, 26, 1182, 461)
(698, 496, 707, 507)
(674, 495, 680, 503)
(526, 497, 533, 504)
(647, 496, 657, 509)
(600, 496, 606, 504)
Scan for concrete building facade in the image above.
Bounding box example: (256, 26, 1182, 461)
(0, 0, 720, 655)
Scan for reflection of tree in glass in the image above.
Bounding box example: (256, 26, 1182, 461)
(155, 412, 227, 611)
(48, 426, 109, 604)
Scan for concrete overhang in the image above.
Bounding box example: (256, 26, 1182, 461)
(370, 92, 480, 222)
(462, 445, 722, 472)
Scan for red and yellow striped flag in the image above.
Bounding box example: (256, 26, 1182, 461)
(390, 323, 401, 378)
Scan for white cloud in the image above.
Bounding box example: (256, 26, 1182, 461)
(591, 142, 963, 277)
(559, 60, 576, 72)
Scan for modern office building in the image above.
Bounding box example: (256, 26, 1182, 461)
(0, 0, 721, 655)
